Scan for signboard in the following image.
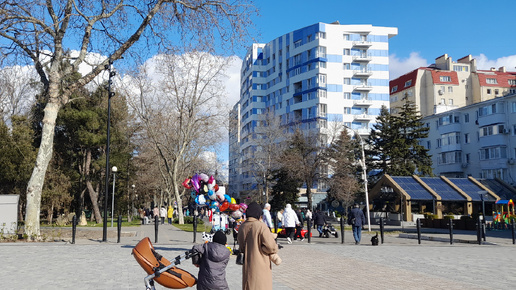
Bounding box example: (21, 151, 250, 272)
(0, 195, 19, 234)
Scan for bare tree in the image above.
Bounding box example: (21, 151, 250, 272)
(124, 52, 229, 224)
(0, 0, 255, 239)
(0, 66, 39, 123)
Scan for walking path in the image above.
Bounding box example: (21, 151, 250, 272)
(1, 222, 515, 289)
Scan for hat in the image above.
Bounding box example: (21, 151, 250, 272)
(285, 204, 291, 209)
(246, 202, 262, 219)
(212, 231, 227, 245)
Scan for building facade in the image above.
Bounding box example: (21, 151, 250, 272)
(229, 22, 397, 198)
(421, 93, 516, 184)
(390, 54, 516, 117)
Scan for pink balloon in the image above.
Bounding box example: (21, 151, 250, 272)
(239, 203, 248, 212)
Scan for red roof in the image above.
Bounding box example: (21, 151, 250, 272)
(477, 70, 516, 87)
(431, 70, 459, 85)
(389, 68, 420, 94)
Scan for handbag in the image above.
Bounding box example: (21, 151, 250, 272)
(236, 252, 245, 265)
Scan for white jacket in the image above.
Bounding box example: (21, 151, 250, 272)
(262, 209, 273, 228)
(282, 206, 299, 228)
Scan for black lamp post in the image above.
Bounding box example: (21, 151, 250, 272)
(103, 60, 116, 242)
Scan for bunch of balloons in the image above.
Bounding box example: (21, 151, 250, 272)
(182, 173, 248, 218)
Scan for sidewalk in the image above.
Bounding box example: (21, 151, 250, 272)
(1, 222, 515, 289)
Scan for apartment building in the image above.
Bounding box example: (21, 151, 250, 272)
(228, 22, 398, 198)
(390, 54, 516, 117)
(421, 93, 516, 184)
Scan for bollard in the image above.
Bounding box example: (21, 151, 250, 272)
(448, 217, 454, 245)
(477, 215, 482, 245)
(340, 217, 344, 244)
(512, 219, 515, 245)
(117, 215, 122, 243)
(416, 218, 421, 245)
(193, 214, 197, 243)
(379, 217, 385, 244)
(155, 215, 159, 243)
(307, 219, 311, 244)
(482, 221, 486, 242)
(72, 215, 77, 244)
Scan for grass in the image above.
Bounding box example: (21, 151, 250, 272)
(41, 217, 142, 228)
(173, 223, 212, 233)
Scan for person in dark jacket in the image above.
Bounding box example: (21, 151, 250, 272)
(314, 210, 327, 237)
(348, 203, 366, 244)
(294, 209, 305, 241)
(191, 231, 230, 290)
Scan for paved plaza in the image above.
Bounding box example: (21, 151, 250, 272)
(1, 223, 515, 289)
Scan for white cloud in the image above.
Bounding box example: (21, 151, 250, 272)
(473, 54, 516, 72)
(389, 52, 429, 79)
(224, 56, 242, 108)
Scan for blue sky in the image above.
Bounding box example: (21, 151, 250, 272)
(244, 0, 516, 77)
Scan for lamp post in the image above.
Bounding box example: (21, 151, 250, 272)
(111, 166, 118, 227)
(131, 184, 136, 218)
(343, 125, 371, 232)
(103, 59, 116, 241)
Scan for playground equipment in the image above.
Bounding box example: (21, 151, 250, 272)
(491, 200, 515, 230)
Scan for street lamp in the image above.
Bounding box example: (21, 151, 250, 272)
(131, 184, 136, 217)
(343, 125, 371, 232)
(103, 59, 116, 241)
(111, 166, 118, 227)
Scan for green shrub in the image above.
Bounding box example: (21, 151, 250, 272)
(444, 215, 455, 220)
(423, 213, 438, 220)
(173, 216, 204, 225)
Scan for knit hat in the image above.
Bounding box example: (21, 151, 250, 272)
(212, 231, 227, 245)
(246, 202, 262, 219)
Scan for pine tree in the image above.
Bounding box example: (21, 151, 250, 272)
(269, 168, 302, 212)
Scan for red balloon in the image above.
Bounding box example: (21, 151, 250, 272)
(229, 204, 240, 211)
(182, 178, 192, 189)
(214, 184, 219, 192)
(219, 201, 229, 212)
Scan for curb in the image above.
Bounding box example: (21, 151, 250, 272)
(399, 233, 497, 245)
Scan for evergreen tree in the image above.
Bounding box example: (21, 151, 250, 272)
(269, 168, 302, 212)
(368, 95, 432, 177)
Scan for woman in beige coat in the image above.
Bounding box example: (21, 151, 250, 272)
(237, 202, 279, 290)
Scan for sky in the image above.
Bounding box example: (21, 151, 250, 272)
(218, 0, 516, 162)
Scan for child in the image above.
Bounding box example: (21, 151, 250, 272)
(191, 231, 230, 290)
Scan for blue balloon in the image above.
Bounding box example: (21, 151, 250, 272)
(224, 194, 231, 202)
(190, 191, 197, 199)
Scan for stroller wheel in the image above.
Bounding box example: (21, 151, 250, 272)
(335, 232, 338, 238)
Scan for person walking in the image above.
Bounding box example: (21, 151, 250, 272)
(167, 205, 174, 224)
(152, 206, 159, 222)
(160, 205, 167, 225)
(348, 203, 366, 244)
(314, 210, 327, 237)
(305, 209, 312, 228)
(276, 209, 284, 228)
(294, 208, 305, 241)
(262, 203, 273, 230)
(282, 204, 299, 244)
(237, 202, 279, 290)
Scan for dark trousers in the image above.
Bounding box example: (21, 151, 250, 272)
(285, 227, 295, 240)
(294, 225, 303, 240)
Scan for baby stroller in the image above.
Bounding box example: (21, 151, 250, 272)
(132, 237, 198, 289)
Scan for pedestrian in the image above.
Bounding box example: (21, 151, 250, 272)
(160, 205, 167, 225)
(282, 204, 299, 244)
(305, 209, 312, 227)
(348, 203, 366, 244)
(167, 205, 174, 224)
(314, 210, 327, 237)
(276, 209, 284, 228)
(294, 208, 304, 241)
(237, 202, 279, 290)
(191, 231, 230, 290)
(262, 203, 273, 230)
(152, 206, 159, 222)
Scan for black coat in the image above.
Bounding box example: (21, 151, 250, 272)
(296, 211, 304, 227)
(348, 207, 365, 227)
(314, 212, 327, 225)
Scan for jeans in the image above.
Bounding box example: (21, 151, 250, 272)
(352, 225, 362, 243)
(317, 224, 323, 235)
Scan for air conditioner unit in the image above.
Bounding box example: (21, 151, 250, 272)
(508, 159, 515, 165)
(461, 163, 469, 168)
(438, 90, 443, 95)
(503, 129, 510, 134)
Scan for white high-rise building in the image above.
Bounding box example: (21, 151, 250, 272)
(229, 22, 397, 199)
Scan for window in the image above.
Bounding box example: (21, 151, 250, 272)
(316, 32, 326, 39)
(438, 151, 462, 165)
(307, 35, 312, 42)
(495, 89, 499, 95)
(437, 138, 442, 148)
(344, 92, 351, 99)
(479, 146, 507, 160)
(343, 63, 350, 70)
(487, 89, 491, 94)
(440, 98, 445, 105)
(448, 86, 453, 93)
(509, 79, 516, 85)
(466, 154, 470, 163)
(316, 62, 326, 69)
(464, 113, 469, 123)
(294, 40, 302, 48)
(294, 54, 302, 65)
(404, 80, 412, 87)
(486, 78, 498, 84)
(344, 107, 351, 114)
(317, 74, 327, 86)
(317, 89, 327, 99)
(453, 65, 468, 72)
(343, 34, 350, 40)
(440, 76, 451, 82)
(343, 78, 351, 85)
(318, 103, 327, 117)
(343, 49, 350, 55)
(391, 86, 398, 93)
(426, 141, 431, 150)
(317, 46, 327, 58)
(441, 132, 461, 146)
(464, 133, 470, 144)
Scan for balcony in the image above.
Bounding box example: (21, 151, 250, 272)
(353, 83, 373, 91)
(353, 114, 374, 121)
(352, 54, 372, 62)
(352, 41, 373, 48)
(353, 99, 374, 106)
(353, 69, 373, 78)
(479, 134, 507, 148)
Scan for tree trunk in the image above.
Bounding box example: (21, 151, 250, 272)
(48, 202, 54, 225)
(84, 149, 102, 223)
(25, 101, 61, 240)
